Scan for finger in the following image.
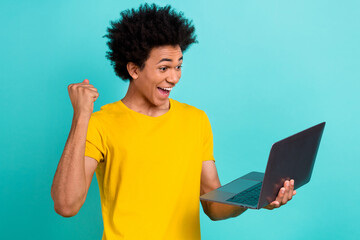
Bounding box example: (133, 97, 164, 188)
(79, 81, 93, 87)
(270, 200, 280, 208)
(264, 205, 274, 210)
(83, 79, 89, 84)
(81, 86, 98, 92)
(264, 201, 278, 210)
(274, 187, 285, 205)
(78, 84, 96, 89)
(74, 85, 98, 93)
(92, 92, 100, 102)
(78, 87, 99, 98)
(90, 90, 99, 97)
(288, 179, 295, 200)
(68, 83, 94, 92)
(90, 90, 99, 102)
(281, 180, 291, 205)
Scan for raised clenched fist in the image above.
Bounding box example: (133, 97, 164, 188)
(67, 79, 99, 118)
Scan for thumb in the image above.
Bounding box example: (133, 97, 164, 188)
(83, 79, 89, 84)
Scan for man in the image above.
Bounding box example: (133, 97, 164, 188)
(51, 4, 296, 240)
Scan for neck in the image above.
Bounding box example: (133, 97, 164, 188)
(121, 83, 170, 117)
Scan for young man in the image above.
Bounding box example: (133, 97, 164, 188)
(51, 4, 296, 240)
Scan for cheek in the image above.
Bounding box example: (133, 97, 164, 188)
(135, 78, 153, 95)
(144, 73, 158, 89)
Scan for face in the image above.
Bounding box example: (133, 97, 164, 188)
(129, 45, 183, 107)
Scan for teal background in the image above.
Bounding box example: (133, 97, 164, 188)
(1, 0, 359, 239)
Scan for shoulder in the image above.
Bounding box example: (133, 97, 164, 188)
(171, 98, 207, 118)
(91, 100, 123, 119)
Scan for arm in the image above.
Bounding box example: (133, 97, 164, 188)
(200, 160, 297, 220)
(51, 79, 99, 217)
(200, 160, 247, 221)
(51, 116, 98, 217)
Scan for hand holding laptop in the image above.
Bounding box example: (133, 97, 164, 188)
(200, 122, 325, 210)
(263, 179, 297, 210)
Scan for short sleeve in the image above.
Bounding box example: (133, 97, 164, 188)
(85, 115, 105, 162)
(201, 111, 215, 162)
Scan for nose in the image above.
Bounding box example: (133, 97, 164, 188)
(166, 68, 180, 85)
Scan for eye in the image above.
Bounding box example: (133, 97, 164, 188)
(176, 65, 182, 70)
(159, 66, 168, 72)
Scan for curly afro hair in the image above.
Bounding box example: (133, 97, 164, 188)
(104, 3, 197, 81)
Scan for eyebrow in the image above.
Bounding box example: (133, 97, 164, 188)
(157, 56, 183, 64)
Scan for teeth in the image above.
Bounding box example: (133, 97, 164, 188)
(159, 87, 172, 91)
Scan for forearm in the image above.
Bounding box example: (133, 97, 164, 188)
(51, 114, 90, 216)
(204, 201, 247, 221)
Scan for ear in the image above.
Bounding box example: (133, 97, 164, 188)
(127, 62, 140, 80)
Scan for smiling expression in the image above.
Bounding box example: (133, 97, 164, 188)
(125, 45, 183, 110)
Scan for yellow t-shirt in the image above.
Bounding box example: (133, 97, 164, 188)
(85, 98, 215, 240)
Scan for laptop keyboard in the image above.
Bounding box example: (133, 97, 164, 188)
(226, 182, 262, 206)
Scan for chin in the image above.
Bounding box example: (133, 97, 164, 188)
(152, 97, 168, 107)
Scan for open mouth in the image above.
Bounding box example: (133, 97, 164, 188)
(157, 87, 172, 96)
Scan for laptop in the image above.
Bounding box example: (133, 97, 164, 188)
(200, 122, 326, 209)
